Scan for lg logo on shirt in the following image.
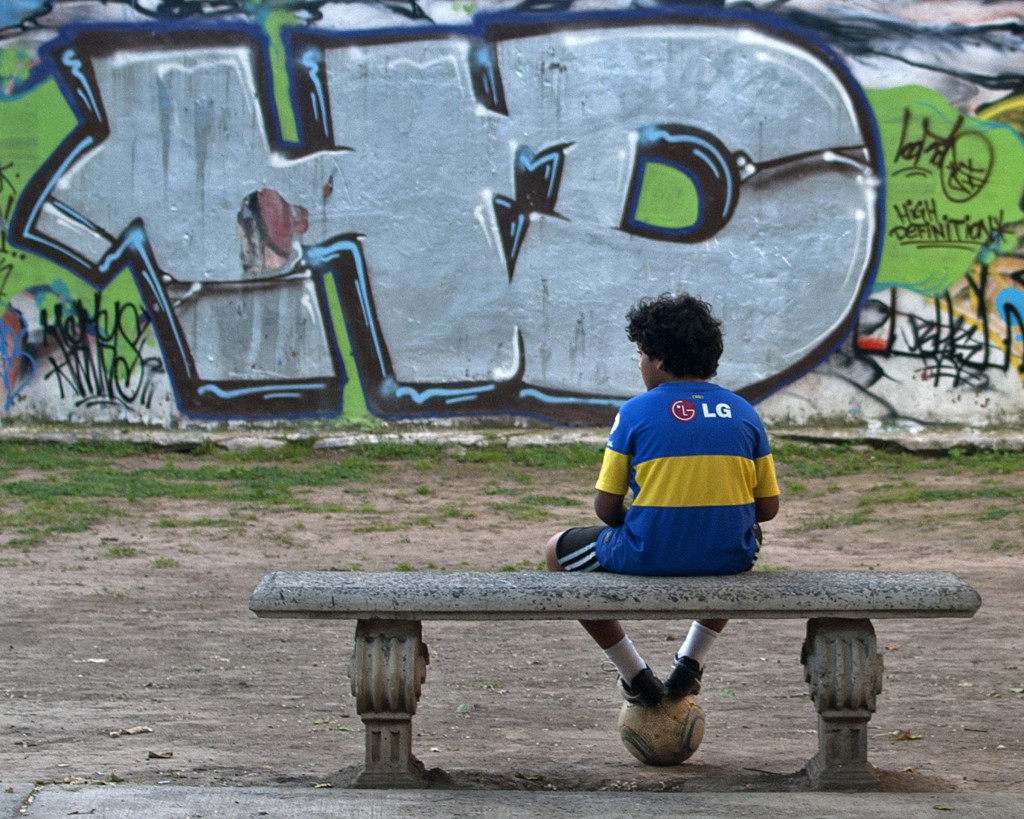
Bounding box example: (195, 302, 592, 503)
(672, 400, 732, 422)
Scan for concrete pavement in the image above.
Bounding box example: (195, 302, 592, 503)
(5, 783, 1023, 818)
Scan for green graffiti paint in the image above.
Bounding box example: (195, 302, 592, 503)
(0, 79, 81, 300)
(0, 79, 77, 163)
(262, 10, 300, 145)
(323, 271, 372, 423)
(868, 85, 1024, 297)
(633, 162, 701, 231)
(0, 44, 37, 94)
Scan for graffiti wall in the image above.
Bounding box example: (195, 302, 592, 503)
(1, 0, 1022, 429)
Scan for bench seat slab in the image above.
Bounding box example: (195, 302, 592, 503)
(250, 570, 981, 621)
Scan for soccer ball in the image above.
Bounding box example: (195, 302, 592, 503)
(618, 694, 705, 766)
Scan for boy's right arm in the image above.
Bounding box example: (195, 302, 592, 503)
(594, 490, 627, 528)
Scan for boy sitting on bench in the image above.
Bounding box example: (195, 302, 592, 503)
(545, 292, 780, 706)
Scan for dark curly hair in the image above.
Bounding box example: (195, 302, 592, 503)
(626, 293, 723, 379)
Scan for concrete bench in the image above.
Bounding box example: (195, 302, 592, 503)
(248, 570, 980, 790)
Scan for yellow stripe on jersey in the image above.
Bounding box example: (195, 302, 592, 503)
(596, 450, 780, 506)
(633, 455, 753, 507)
(753, 453, 780, 499)
(595, 448, 631, 496)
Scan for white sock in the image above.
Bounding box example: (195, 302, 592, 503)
(604, 636, 647, 683)
(677, 622, 719, 668)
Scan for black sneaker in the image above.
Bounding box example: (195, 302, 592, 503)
(618, 666, 666, 707)
(665, 655, 703, 698)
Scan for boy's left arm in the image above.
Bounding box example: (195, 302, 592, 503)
(594, 490, 627, 528)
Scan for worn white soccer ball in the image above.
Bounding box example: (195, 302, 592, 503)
(618, 694, 705, 766)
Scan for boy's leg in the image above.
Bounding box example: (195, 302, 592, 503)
(666, 525, 763, 697)
(665, 618, 727, 697)
(545, 529, 665, 706)
(685, 619, 729, 663)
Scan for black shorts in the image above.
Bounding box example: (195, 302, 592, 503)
(554, 526, 607, 573)
(555, 523, 764, 573)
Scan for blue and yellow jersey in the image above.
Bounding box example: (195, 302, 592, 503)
(594, 381, 778, 575)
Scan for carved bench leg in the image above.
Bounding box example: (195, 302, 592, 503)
(801, 617, 884, 790)
(349, 618, 429, 788)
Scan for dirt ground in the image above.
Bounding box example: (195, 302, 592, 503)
(2, 432, 1022, 795)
